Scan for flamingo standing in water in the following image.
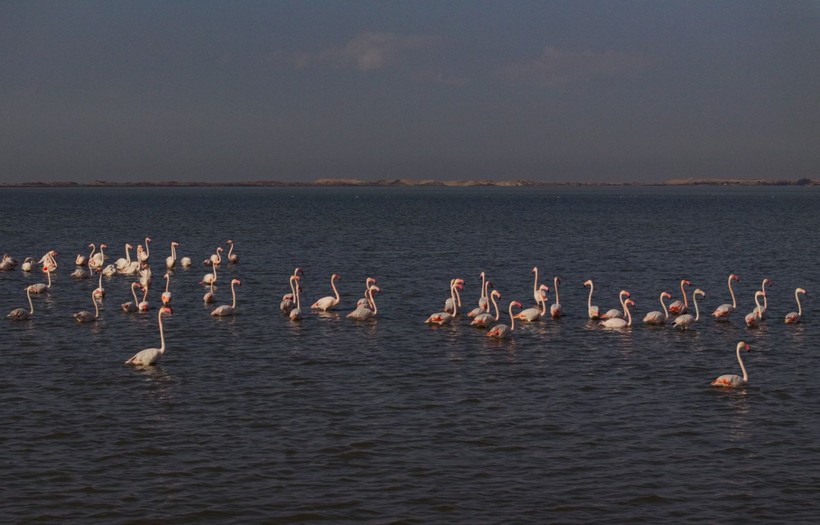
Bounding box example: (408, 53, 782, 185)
(205, 246, 223, 267)
(468, 272, 490, 317)
(515, 285, 549, 322)
(7, 287, 35, 321)
(712, 274, 740, 321)
(73, 290, 101, 323)
(584, 279, 601, 319)
(444, 278, 464, 314)
(668, 279, 692, 315)
(88, 244, 105, 271)
(601, 290, 631, 320)
(311, 273, 341, 311)
(203, 281, 216, 304)
(166, 241, 179, 270)
(161, 273, 173, 306)
(211, 279, 241, 317)
(92, 271, 105, 300)
(753, 278, 772, 319)
(226, 240, 239, 264)
(115, 243, 133, 271)
(124, 306, 173, 366)
(745, 291, 765, 328)
(122, 282, 142, 312)
(550, 277, 564, 319)
(138, 237, 151, 263)
(27, 268, 52, 294)
(76, 244, 94, 266)
(530, 267, 543, 304)
(21, 257, 35, 272)
(138, 284, 150, 312)
(711, 341, 751, 388)
(672, 289, 705, 330)
(202, 264, 217, 287)
(785, 288, 807, 324)
(289, 277, 304, 321)
(487, 301, 523, 339)
(643, 292, 672, 325)
(601, 299, 635, 329)
(347, 285, 379, 321)
(472, 290, 501, 328)
(426, 280, 462, 325)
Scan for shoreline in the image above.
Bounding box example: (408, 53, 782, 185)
(0, 177, 816, 188)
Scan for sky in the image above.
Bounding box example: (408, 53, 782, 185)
(1, 1, 819, 183)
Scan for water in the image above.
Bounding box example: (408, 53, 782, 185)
(1, 186, 819, 523)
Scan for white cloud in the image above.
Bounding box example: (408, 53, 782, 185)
(295, 32, 437, 72)
(503, 47, 650, 85)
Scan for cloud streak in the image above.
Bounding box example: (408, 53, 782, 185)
(503, 47, 650, 85)
(294, 32, 437, 72)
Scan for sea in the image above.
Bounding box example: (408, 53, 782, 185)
(1, 185, 818, 523)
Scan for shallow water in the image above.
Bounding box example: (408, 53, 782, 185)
(1, 186, 819, 523)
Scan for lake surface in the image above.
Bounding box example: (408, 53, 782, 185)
(1, 185, 819, 523)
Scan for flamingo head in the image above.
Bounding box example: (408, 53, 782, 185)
(160, 306, 172, 315)
(232, 279, 241, 285)
(625, 299, 636, 307)
(365, 276, 376, 286)
(88, 243, 95, 248)
(369, 285, 381, 294)
(295, 268, 304, 276)
(491, 290, 501, 299)
(694, 288, 706, 297)
(764, 278, 773, 287)
(172, 241, 179, 247)
(512, 301, 523, 309)
(531, 267, 537, 273)
(479, 271, 486, 279)
(164, 273, 170, 279)
(539, 284, 550, 293)
(227, 239, 234, 244)
(738, 341, 750, 352)
(661, 291, 672, 299)
(332, 273, 341, 280)
(145, 237, 152, 243)
(731, 274, 740, 282)
(797, 288, 807, 295)
(682, 280, 691, 286)
(620, 290, 631, 298)
(554, 277, 561, 285)
(584, 279, 593, 287)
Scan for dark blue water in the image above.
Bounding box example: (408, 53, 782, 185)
(1, 186, 819, 523)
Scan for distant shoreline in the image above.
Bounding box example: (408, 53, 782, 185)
(0, 177, 816, 188)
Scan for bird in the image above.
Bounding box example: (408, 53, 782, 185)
(530, 266, 543, 304)
(8, 287, 35, 321)
(672, 289, 706, 330)
(487, 300, 523, 339)
(311, 273, 341, 311)
(211, 279, 241, 317)
(601, 290, 631, 320)
(161, 273, 173, 305)
(471, 290, 501, 328)
(280, 273, 301, 314)
(92, 270, 105, 300)
(643, 291, 672, 325)
(166, 241, 179, 269)
(226, 240, 239, 264)
(745, 291, 765, 328)
(138, 284, 150, 312)
(712, 274, 740, 320)
(467, 272, 490, 318)
(785, 287, 807, 324)
(88, 244, 105, 271)
(444, 278, 464, 314)
(584, 279, 601, 319)
(203, 281, 216, 304)
(668, 279, 692, 315)
(753, 278, 772, 320)
(122, 282, 142, 312)
(20, 257, 35, 272)
(201, 264, 217, 286)
(73, 290, 101, 323)
(550, 276, 564, 319)
(138, 237, 151, 263)
(27, 268, 53, 294)
(114, 243, 134, 272)
(347, 285, 380, 321)
(515, 284, 549, 322)
(180, 256, 193, 268)
(601, 299, 635, 329)
(289, 277, 303, 321)
(75, 244, 94, 266)
(711, 341, 751, 388)
(426, 280, 462, 325)
(124, 306, 173, 366)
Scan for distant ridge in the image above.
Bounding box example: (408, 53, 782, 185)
(0, 177, 816, 188)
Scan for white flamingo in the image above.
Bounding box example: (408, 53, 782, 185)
(27, 268, 53, 294)
(753, 278, 772, 319)
(601, 290, 631, 319)
(122, 282, 142, 313)
(471, 290, 501, 328)
(311, 273, 341, 311)
(745, 291, 765, 328)
(73, 290, 101, 323)
(468, 272, 490, 317)
(601, 299, 635, 329)
(124, 306, 173, 366)
(712, 274, 740, 320)
(785, 288, 807, 324)
(139, 237, 151, 263)
(205, 246, 223, 267)
(672, 289, 705, 330)
(115, 243, 133, 271)
(280, 272, 302, 314)
(668, 279, 692, 315)
(426, 280, 462, 325)
(211, 279, 241, 317)
(8, 287, 35, 321)
(347, 285, 379, 321)
(289, 277, 303, 321)
(530, 266, 543, 304)
(226, 240, 239, 264)
(180, 255, 192, 268)
(21, 257, 35, 272)
(584, 279, 601, 319)
(444, 278, 464, 314)
(166, 241, 179, 270)
(203, 281, 216, 304)
(550, 277, 564, 319)
(711, 341, 751, 388)
(161, 273, 172, 305)
(487, 300, 523, 339)
(76, 244, 94, 266)
(515, 284, 549, 322)
(88, 244, 106, 271)
(643, 291, 672, 325)
(202, 264, 217, 286)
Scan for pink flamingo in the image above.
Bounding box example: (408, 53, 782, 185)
(211, 279, 241, 317)
(311, 273, 341, 311)
(166, 241, 179, 270)
(74, 290, 101, 323)
(487, 301, 523, 339)
(444, 278, 464, 314)
(226, 240, 239, 264)
(643, 291, 672, 325)
(712, 274, 740, 320)
(124, 307, 173, 366)
(745, 291, 765, 328)
(122, 282, 142, 312)
(426, 280, 462, 325)
(515, 284, 549, 322)
(711, 341, 751, 388)
(601, 290, 631, 319)
(347, 285, 379, 321)
(161, 273, 172, 306)
(550, 277, 564, 318)
(584, 279, 601, 319)
(753, 278, 772, 319)
(601, 299, 635, 329)
(468, 272, 491, 317)
(471, 290, 501, 328)
(667, 279, 692, 315)
(138, 284, 150, 312)
(785, 288, 807, 324)
(672, 289, 705, 330)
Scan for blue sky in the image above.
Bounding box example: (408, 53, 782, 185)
(1, 1, 818, 183)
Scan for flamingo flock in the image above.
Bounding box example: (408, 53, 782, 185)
(0, 242, 810, 387)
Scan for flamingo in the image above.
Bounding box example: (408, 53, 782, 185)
(124, 306, 173, 366)
(139, 237, 151, 263)
(139, 265, 152, 288)
(515, 285, 549, 322)
(550, 277, 564, 319)
(487, 300, 523, 339)
(76, 244, 94, 266)
(753, 278, 772, 319)
(668, 279, 692, 315)
(347, 285, 379, 321)
(211, 279, 241, 317)
(204, 246, 223, 266)
(161, 273, 172, 305)
(289, 277, 303, 321)
(584, 279, 601, 319)
(166, 241, 179, 269)
(27, 269, 53, 294)
(39, 249, 58, 273)
(7, 287, 35, 321)
(643, 291, 672, 325)
(601, 290, 631, 320)
(601, 299, 635, 329)
(311, 273, 341, 311)
(201, 264, 217, 286)
(203, 281, 216, 304)
(711, 341, 751, 388)
(280, 274, 301, 314)
(672, 289, 705, 330)
(115, 243, 134, 271)
(427, 280, 462, 325)
(180, 256, 192, 268)
(21, 257, 35, 272)
(122, 282, 142, 312)
(468, 272, 490, 317)
(92, 270, 105, 300)
(785, 288, 807, 324)
(73, 290, 101, 323)
(138, 284, 150, 312)
(226, 240, 239, 264)
(444, 278, 464, 314)
(88, 244, 106, 271)
(71, 267, 90, 279)
(472, 290, 501, 328)
(712, 274, 740, 320)
(530, 267, 543, 304)
(745, 291, 765, 328)
(0, 255, 16, 272)
(102, 264, 117, 277)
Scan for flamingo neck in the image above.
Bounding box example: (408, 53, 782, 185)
(228, 243, 234, 258)
(587, 282, 594, 308)
(681, 281, 689, 307)
(509, 302, 516, 331)
(554, 277, 560, 303)
(661, 294, 669, 319)
(27, 288, 34, 314)
(144, 239, 150, 257)
(728, 276, 737, 309)
(693, 293, 701, 321)
(796, 290, 803, 316)
(369, 288, 378, 314)
(625, 302, 632, 326)
(132, 284, 140, 303)
(47, 269, 52, 288)
(449, 284, 458, 316)
(331, 276, 340, 302)
(165, 276, 171, 293)
(532, 269, 539, 300)
(737, 346, 748, 382)
(158, 311, 166, 353)
(491, 294, 500, 320)
(231, 282, 238, 308)
(539, 293, 547, 316)
(93, 296, 100, 318)
(125, 245, 132, 263)
(480, 273, 486, 301)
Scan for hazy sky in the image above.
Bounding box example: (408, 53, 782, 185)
(2, 1, 818, 183)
